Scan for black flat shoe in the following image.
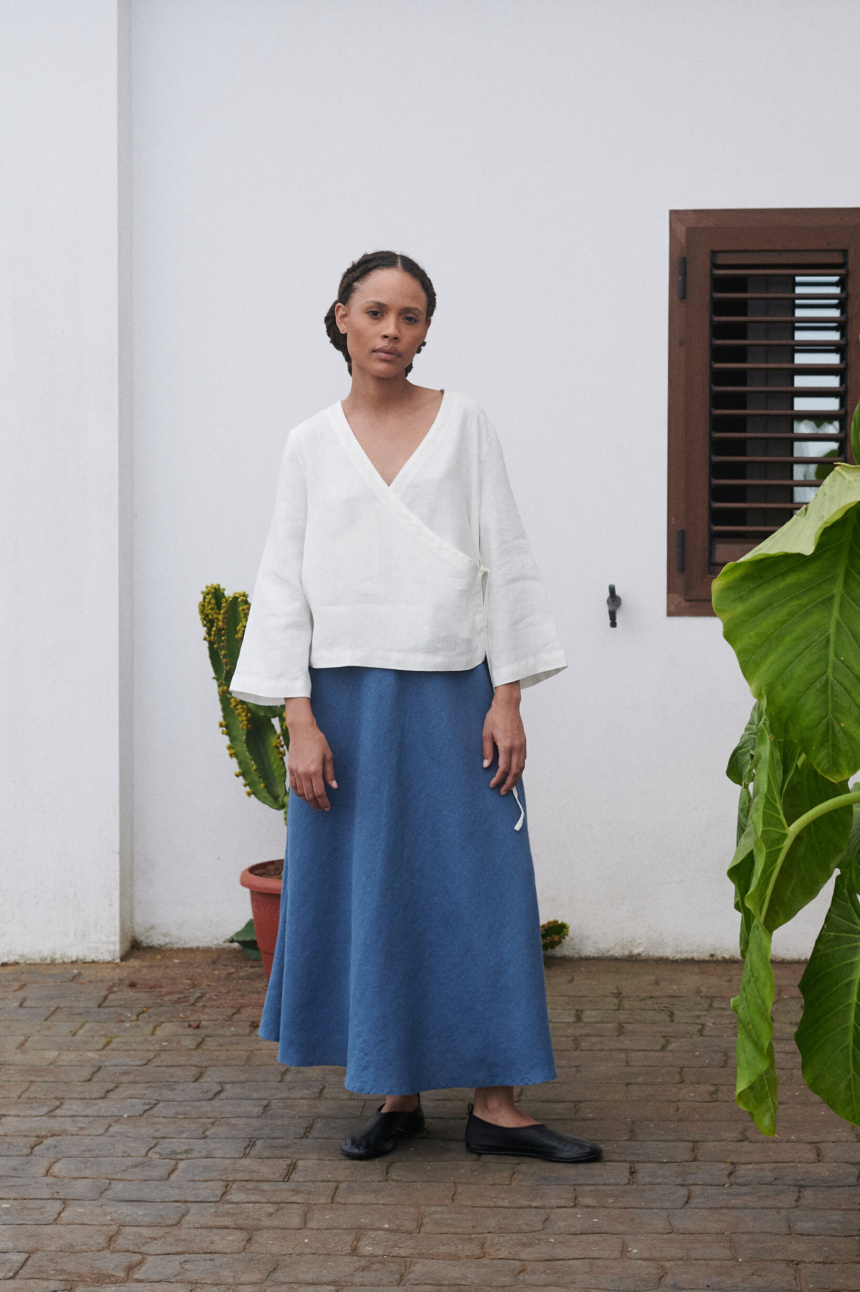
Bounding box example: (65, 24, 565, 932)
(465, 1104, 602, 1163)
(340, 1097, 426, 1160)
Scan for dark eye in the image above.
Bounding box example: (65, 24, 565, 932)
(367, 309, 382, 317)
(404, 316, 418, 324)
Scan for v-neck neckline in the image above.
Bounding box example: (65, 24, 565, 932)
(332, 389, 453, 492)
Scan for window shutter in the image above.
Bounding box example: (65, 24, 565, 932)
(668, 211, 860, 615)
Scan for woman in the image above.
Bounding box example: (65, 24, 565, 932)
(230, 250, 600, 1164)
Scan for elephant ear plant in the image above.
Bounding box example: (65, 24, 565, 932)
(712, 397, 860, 1136)
(198, 584, 289, 823)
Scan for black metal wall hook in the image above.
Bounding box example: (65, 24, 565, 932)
(607, 584, 622, 628)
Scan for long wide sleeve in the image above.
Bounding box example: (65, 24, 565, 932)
(478, 417, 568, 690)
(230, 434, 313, 704)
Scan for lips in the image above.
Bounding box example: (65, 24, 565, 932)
(374, 348, 401, 358)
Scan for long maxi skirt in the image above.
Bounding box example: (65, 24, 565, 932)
(258, 657, 557, 1095)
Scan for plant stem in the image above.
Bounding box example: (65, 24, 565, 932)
(774, 789, 860, 874)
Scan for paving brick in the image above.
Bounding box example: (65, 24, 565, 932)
(735, 1234, 859, 1261)
(451, 1183, 575, 1208)
(103, 1181, 226, 1203)
(267, 1255, 405, 1284)
(0, 1280, 71, 1292)
(19, 1252, 144, 1280)
(404, 1258, 522, 1285)
(734, 1162, 859, 1187)
(687, 1184, 801, 1208)
(129, 1254, 279, 1282)
(245, 1229, 356, 1254)
(0, 1225, 115, 1252)
(111, 1225, 248, 1254)
(357, 1230, 487, 1259)
(0, 1137, 39, 1156)
(180, 1202, 304, 1229)
(58, 1201, 187, 1226)
(224, 1181, 335, 1205)
(0, 1200, 62, 1224)
(0, 1158, 50, 1178)
(287, 1159, 390, 1183)
(147, 1138, 251, 1159)
(660, 1263, 802, 1291)
(515, 1260, 665, 1288)
(484, 1232, 624, 1259)
(574, 1184, 689, 1209)
(789, 1211, 860, 1236)
(303, 1203, 418, 1231)
(669, 1206, 791, 1233)
(0, 1252, 28, 1278)
(800, 1267, 860, 1291)
(545, 1208, 672, 1234)
(34, 1136, 157, 1157)
(0, 1180, 108, 1201)
(421, 1205, 547, 1233)
(48, 1157, 173, 1180)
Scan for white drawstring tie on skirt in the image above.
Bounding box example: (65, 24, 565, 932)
(511, 784, 524, 832)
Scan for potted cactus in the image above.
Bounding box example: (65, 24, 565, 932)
(198, 584, 288, 978)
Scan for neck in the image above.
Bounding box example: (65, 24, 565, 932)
(344, 367, 415, 415)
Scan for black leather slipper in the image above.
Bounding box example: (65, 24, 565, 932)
(465, 1104, 602, 1162)
(340, 1097, 426, 1160)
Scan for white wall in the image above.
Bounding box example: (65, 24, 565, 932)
(0, 0, 132, 960)
(129, 0, 860, 958)
(6, 0, 860, 959)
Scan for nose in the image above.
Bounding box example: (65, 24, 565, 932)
(382, 318, 400, 341)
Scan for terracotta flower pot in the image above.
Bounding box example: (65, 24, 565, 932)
(239, 860, 283, 980)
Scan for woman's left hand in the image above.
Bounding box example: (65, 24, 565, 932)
(482, 681, 525, 795)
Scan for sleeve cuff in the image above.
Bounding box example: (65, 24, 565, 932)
(488, 651, 568, 690)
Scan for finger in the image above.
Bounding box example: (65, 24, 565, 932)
(324, 749, 338, 788)
(490, 747, 512, 790)
(310, 770, 331, 811)
(499, 762, 524, 795)
(482, 725, 495, 770)
(288, 768, 298, 795)
(500, 748, 526, 795)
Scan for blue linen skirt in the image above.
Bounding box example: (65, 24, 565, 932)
(258, 657, 557, 1094)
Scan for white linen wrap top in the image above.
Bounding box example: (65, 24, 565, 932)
(230, 391, 567, 705)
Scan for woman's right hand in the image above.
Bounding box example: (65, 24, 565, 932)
(284, 699, 338, 811)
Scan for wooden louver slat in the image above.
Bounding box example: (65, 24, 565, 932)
(708, 250, 849, 570)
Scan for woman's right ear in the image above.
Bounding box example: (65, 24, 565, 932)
(334, 302, 348, 335)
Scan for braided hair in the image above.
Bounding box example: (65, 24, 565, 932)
(324, 251, 437, 376)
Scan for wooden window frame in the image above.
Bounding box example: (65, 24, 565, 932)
(667, 208, 860, 616)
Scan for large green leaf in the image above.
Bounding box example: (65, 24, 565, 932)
(796, 873, 860, 1125)
(728, 809, 755, 957)
(837, 802, 860, 891)
(774, 760, 852, 925)
(732, 919, 778, 1135)
(742, 718, 851, 931)
(726, 701, 762, 788)
(712, 466, 860, 782)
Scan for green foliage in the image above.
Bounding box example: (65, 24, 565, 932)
(713, 400, 860, 1134)
(199, 584, 289, 823)
(541, 919, 570, 952)
(228, 917, 262, 961)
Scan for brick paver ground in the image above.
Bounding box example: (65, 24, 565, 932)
(0, 949, 857, 1291)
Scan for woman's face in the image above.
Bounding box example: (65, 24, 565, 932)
(335, 268, 431, 379)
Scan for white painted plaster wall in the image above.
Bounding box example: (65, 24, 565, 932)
(129, 0, 860, 957)
(0, 1, 132, 960)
